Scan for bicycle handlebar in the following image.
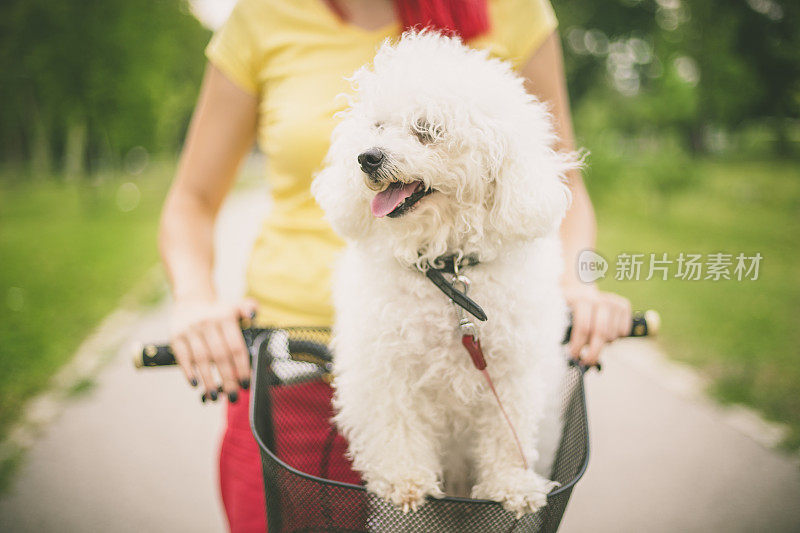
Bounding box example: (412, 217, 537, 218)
(133, 310, 660, 369)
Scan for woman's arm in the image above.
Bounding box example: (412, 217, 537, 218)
(159, 63, 258, 401)
(519, 32, 632, 364)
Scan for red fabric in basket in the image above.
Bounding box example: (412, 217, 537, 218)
(219, 381, 364, 532)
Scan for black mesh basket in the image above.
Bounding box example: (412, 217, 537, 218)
(248, 327, 590, 533)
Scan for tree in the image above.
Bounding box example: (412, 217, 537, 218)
(0, 0, 210, 177)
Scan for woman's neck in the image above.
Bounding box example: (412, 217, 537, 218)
(324, 0, 396, 31)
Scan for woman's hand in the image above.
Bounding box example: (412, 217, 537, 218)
(169, 299, 258, 402)
(563, 283, 632, 366)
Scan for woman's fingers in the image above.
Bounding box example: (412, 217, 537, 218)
(605, 296, 623, 341)
(203, 324, 240, 402)
(171, 336, 198, 387)
(567, 299, 592, 359)
(563, 286, 634, 366)
(186, 332, 218, 401)
(221, 319, 250, 389)
(169, 299, 258, 402)
(584, 304, 610, 365)
(237, 299, 259, 321)
(615, 294, 633, 337)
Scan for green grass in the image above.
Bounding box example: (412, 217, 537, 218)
(589, 158, 800, 449)
(67, 377, 97, 398)
(0, 448, 24, 495)
(0, 165, 172, 439)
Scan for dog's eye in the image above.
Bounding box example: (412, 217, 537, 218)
(374, 121, 384, 130)
(412, 119, 441, 145)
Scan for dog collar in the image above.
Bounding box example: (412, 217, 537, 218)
(421, 254, 487, 322)
(427, 254, 480, 273)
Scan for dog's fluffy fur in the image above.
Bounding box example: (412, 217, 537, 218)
(312, 32, 575, 516)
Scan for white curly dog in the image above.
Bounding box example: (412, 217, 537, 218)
(312, 31, 576, 517)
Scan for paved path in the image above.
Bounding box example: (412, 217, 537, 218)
(1, 187, 799, 532)
(562, 347, 800, 533)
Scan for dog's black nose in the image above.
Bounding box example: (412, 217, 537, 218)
(358, 148, 384, 174)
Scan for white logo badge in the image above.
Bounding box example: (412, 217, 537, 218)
(577, 249, 608, 283)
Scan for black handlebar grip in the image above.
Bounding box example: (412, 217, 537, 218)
(561, 309, 660, 344)
(630, 310, 660, 337)
(132, 343, 177, 368)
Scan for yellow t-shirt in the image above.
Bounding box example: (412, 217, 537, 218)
(205, 0, 558, 327)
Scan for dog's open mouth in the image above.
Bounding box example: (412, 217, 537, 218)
(370, 180, 433, 218)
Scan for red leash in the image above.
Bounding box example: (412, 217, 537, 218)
(462, 334, 529, 470)
(427, 259, 529, 471)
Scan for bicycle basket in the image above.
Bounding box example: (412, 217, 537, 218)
(249, 327, 590, 533)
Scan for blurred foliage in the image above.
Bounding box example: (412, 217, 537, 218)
(0, 0, 797, 179)
(0, 0, 210, 177)
(553, 0, 800, 156)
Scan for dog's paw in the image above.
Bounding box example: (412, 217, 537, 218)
(370, 475, 443, 513)
(472, 470, 559, 517)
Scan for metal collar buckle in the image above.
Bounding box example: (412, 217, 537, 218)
(451, 273, 479, 340)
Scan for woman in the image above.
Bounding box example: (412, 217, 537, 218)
(159, 0, 632, 530)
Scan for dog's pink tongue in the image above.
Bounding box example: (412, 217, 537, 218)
(370, 182, 419, 218)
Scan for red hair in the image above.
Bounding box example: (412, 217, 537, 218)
(395, 0, 490, 41)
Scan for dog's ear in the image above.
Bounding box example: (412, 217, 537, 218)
(486, 102, 574, 240)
